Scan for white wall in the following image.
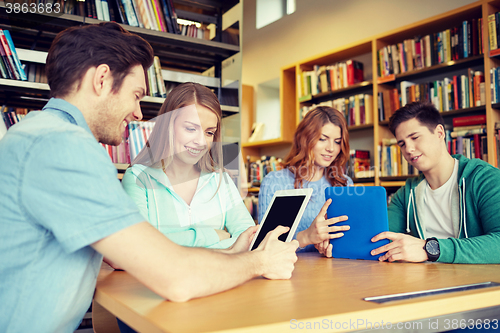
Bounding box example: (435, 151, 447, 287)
(256, 79, 281, 140)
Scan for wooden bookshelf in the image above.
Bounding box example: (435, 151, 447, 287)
(243, 0, 500, 189)
(0, 1, 243, 183)
(298, 80, 373, 104)
(2, 48, 239, 120)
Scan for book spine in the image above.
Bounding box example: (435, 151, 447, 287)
(473, 134, 481, 159)
(91, 0, 98, 19)
(130, 0, 144, 28)
(468, 68, 474, 108)
(497, 12, 500, 53)
(0, 51, 9, 79)
(453, 115, 487, 127)
(479, 18, 484, 55)
(0, 30, 20, 80)
(135, 0, 149, 29)
(85, 0, 93, 17)
(378, 92, 384, 121)
(3, 30, 27, 81)
(167, 0, 179, 34)
(153, 56, 166, 98)
(101, 0, 111, 21)
(346, 60, 354, 86)
(149, 0, 164, 32)
(153, 0, 168, 32)
(121, 0, 139, 27)
(450, 128, 486, 138)
(472, 18, 478, 56)
(463, 21, 468, 58)
(159, 0, 174, 33)
(95, 0, 104, 20)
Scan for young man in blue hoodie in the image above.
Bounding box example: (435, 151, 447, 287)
(371, 102, 500, 264)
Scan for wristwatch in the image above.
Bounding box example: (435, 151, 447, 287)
(424, 237, 440, 262)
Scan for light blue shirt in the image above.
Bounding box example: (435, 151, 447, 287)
(0, 98, 144, 333)
(258, 169, 353, 252)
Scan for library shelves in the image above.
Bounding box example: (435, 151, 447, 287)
(0, 1, 242, 180)
(242, 0, 500, 191)
(0, 9, 241, 119)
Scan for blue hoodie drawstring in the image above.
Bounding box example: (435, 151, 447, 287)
(406, 189, 413, 233)
(462, 180, 468, 238)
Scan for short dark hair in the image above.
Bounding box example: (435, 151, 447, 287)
(46, 22, 154, 98)
(388, 101, 444, 135)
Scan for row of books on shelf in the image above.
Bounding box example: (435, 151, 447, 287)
(297, 60, 364, 98)
(146, 56, 167, 98)
(347, 150, 374, 179)
(102, 121, 155, 164)
(489, 67, 500, 103)
(379, 139, 420, 177)
(20, 56, 166, 98)
(128, 121, 154, 162)
(246, 155, 283, 186)
(449, 134, 487, 160)
(23, 63, 47, 84)
(378, 18, 483, 78)
(242, 195, 258, 222)
(0, 29, 26, 81)
(178, 23, 210, 40)
(0, 106, 29, 139)
(0, 24, 171, 97)
(378, 71, 485, 121)
(300, 94, 373, 127)
(0, 106, 154, 164)
(57, 0, 182, 35)
(101, 141, 130, 164)
(448, 116, 488, 160)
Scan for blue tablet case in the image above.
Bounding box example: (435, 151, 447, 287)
(325, 186, 390, 260)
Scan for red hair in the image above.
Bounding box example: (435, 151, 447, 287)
(283, 106, 350, 189)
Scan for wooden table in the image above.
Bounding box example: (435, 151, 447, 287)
(94, 253, 500, 332)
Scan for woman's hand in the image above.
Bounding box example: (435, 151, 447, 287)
(296, 199, 349, 248)
(225, 225, 258, 253)
(315, 239, 333, 257)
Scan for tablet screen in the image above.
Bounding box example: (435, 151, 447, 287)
(251, 195, 306, 250)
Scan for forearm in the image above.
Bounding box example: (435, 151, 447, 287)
(438, 233, 500, 264)
(296, 230, 311, 248)
(168, 246, 263, 300)
(92, 222, 263, 302)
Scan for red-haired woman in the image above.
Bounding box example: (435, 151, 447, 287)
(258, 106, 352, 257)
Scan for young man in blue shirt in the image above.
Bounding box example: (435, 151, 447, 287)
(0, 22, 298, 333)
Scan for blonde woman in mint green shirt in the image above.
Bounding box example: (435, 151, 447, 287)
(122, 83, 254, 249)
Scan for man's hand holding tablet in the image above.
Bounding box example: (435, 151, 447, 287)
(220, 225, 299, 280)
(252, 226, 299, 280)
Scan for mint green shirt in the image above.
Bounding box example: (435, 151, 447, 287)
(122, 164, 254, 248)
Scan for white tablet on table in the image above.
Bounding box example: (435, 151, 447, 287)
(249, 188, 313, 251)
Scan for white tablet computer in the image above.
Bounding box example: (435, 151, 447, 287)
(249, 188, 313, 251)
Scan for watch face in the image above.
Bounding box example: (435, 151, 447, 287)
(426, 240, 439, 255)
